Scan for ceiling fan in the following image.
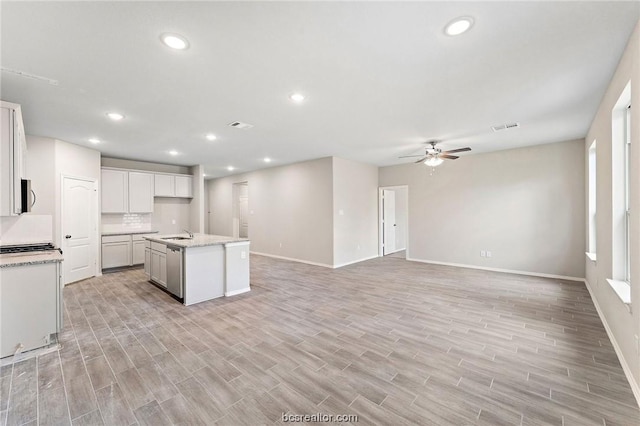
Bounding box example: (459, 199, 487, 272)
(399, 141, 471, 167)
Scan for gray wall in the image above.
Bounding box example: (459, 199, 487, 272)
(379, 139, 586, 279)
(207, 157, 334, 266)
(333, 157, 379, 266)
(584, 20, 640, 400)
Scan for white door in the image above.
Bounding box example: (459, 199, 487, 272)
(239, 195, 248, 238)
(383, 189, 396, 255)
(63, 177, 97, 284)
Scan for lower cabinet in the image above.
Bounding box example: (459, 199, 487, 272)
(102, 233, 154, 270)
(147, 241, 167, 287)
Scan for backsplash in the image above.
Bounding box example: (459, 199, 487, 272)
(101, 213, 153, 233)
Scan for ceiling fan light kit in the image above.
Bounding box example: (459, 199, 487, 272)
(400, 140, 471, 168)
(424, 156, 444, 167)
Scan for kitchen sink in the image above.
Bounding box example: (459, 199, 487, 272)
(161, 236, 192, 241)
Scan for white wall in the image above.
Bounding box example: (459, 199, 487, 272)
(207, 157, 334, 266)
(379, 139, 586, 279)
(333, 157, 378, 266)
(189, 165, 205, 233)
(584, 20, 640, 402)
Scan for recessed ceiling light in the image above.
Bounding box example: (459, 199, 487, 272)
(161, 33, 189, 50)
(289, 93, 305, 102)
(205, 133, 217, 141)
(227, 166, 234, 171)
(106, 112, 124, 121)
(168, 150, 178, 156)
(444, 17, 474, 36)
(264, 157, 272, 163)
(88, 138, 100, 144)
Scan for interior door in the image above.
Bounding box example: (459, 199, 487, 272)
(383, 189, 396, 255)
(63, 177, 97, 284)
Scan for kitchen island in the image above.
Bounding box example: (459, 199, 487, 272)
(143, 233, 250, 306)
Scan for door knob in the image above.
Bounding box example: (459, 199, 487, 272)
(65, 235, 71, 239)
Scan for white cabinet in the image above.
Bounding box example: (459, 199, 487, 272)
(1, 101, 27, 217)
(101, 235, 132, 268)
(1, 262, 61, 358)
(102, 233, 154, 269)
(144, 246, 151, 277)
(102, 169, 154, 214)
(128, 172, 154, 213)
(154, 173, 193, 198)
(101, 169, 128, 213)
(175, 176, 193, 198)
(149, 242, 167, 288)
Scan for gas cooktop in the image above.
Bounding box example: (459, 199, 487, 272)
(0, 243, 59, 255)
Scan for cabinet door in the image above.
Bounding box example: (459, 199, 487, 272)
(154, 174, 175, 197)
(175, 176, 193, 198)
(129, 172, 154, 213)
(144, 248, 151, 277)
(102, 242, 131, 269)
(159, 253, 167, 286)
(0, 106, 14, 216)
(101, 169, 128, 213)
(151, 250, 167, 287)
(132, 240, 146, 265)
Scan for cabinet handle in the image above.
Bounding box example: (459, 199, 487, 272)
(65, 235, 72, 239)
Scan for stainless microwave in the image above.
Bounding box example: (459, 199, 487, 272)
(20, 179, 35, 213)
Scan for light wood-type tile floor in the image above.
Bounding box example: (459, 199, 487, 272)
(1, 255, 639, 425)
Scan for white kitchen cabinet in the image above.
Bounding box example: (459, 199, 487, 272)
(154, 174, 175, 197)
(101, 235, 131, 268)
(154, 173, 193, 198)
(144, 247, 151, 277)
(150, 250, 167, 287)
(1, 101, 27, 217)
(128, 172, 154, 213)
(175, 175, 193, 198)
(132, 240, 146, 265)
(1, 262, 61, 358)
(101, 169, 128, 213)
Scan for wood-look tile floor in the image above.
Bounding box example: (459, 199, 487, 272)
(1, 255, 639, 425)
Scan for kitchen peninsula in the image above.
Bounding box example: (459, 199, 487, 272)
(143, 233, 250, 306)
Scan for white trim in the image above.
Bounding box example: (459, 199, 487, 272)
(406, 257, 585, 282)
(250, 251, 333, 268)
(585, 252, 597, 262)
(225, 287, 250, 297)
(584, 279, 640, 407)
(378, 185, 409, 258)
(605, 278, 632, 307)
(333, 254, 379, 269)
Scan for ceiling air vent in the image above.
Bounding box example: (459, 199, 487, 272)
(228, 121, 254, 129)
(491, 122, 520, 132)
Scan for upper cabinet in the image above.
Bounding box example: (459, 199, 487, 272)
(154, 174, 192, 198)
(0, 101, 27, 216)
(101, 168, 155, 214)
(128, 172, 154, 213)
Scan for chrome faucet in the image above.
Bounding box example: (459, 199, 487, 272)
(183, 229, 194, 239)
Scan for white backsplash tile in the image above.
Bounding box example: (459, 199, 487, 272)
(101, 213, 153, 233)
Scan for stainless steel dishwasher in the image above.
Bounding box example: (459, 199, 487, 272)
(166, 246, 183, 298)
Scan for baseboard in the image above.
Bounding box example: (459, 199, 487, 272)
(584, 279, 640, 407)
(225, 287, 250, 297)
(250, 251, 334, 269)
(406, 257, 585, 282)
(333, 255, 379, 269)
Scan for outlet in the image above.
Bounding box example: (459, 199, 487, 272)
(357, 244, 361, 250)
(279, 242, 282, 248)
(171, 219, 176, 225)
(241, 251, 246, 259)
(480, 250, 486, 257)
(339, 209, 344, 216)
(635, 335, 639, 354)
(486, 251, 492, 258)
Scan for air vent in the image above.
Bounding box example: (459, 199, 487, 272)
(228, 121, 254, 129)
(1, 67, 59, 86)
(491, 122, 520, 132)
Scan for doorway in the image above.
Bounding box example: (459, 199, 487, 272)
(379, 186, 408, 258)
(61, 176, 98, 284)
(233, 182, 249, 238)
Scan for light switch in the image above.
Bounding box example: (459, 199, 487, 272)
(480, 250, 486, 257)
(339, 209, 344, 216)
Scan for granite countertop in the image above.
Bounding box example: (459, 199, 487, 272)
(102, 230, 159, 236)
(144, 233, 249, 248)
(0, 251, 64, 268)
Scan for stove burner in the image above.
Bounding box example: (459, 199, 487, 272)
(0, 243, 58, 254)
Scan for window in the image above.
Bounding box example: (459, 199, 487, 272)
(624, 105, 631, 283)
(588, 140, 597, 256)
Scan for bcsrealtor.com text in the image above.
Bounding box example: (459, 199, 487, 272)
(282, 412, 359, 423)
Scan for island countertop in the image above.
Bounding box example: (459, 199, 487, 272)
(0, 251, 64, 268)
(143, 233, 249, 248)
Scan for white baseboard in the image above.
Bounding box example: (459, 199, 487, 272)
(584, 279, 640, 407)
(250, 251, 334, 269)
(225, 287, 251, 297)
(333, 255, 379, 269)
(406, 257, 585, 282)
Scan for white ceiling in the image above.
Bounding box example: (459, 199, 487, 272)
(1, 1, 638, 178)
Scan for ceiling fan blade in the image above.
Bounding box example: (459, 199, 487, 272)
(440, 154, 459, 160)
(414, 157, 428, 164)
(398, 154, 425, 158)
(441, 147, 471, 154)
